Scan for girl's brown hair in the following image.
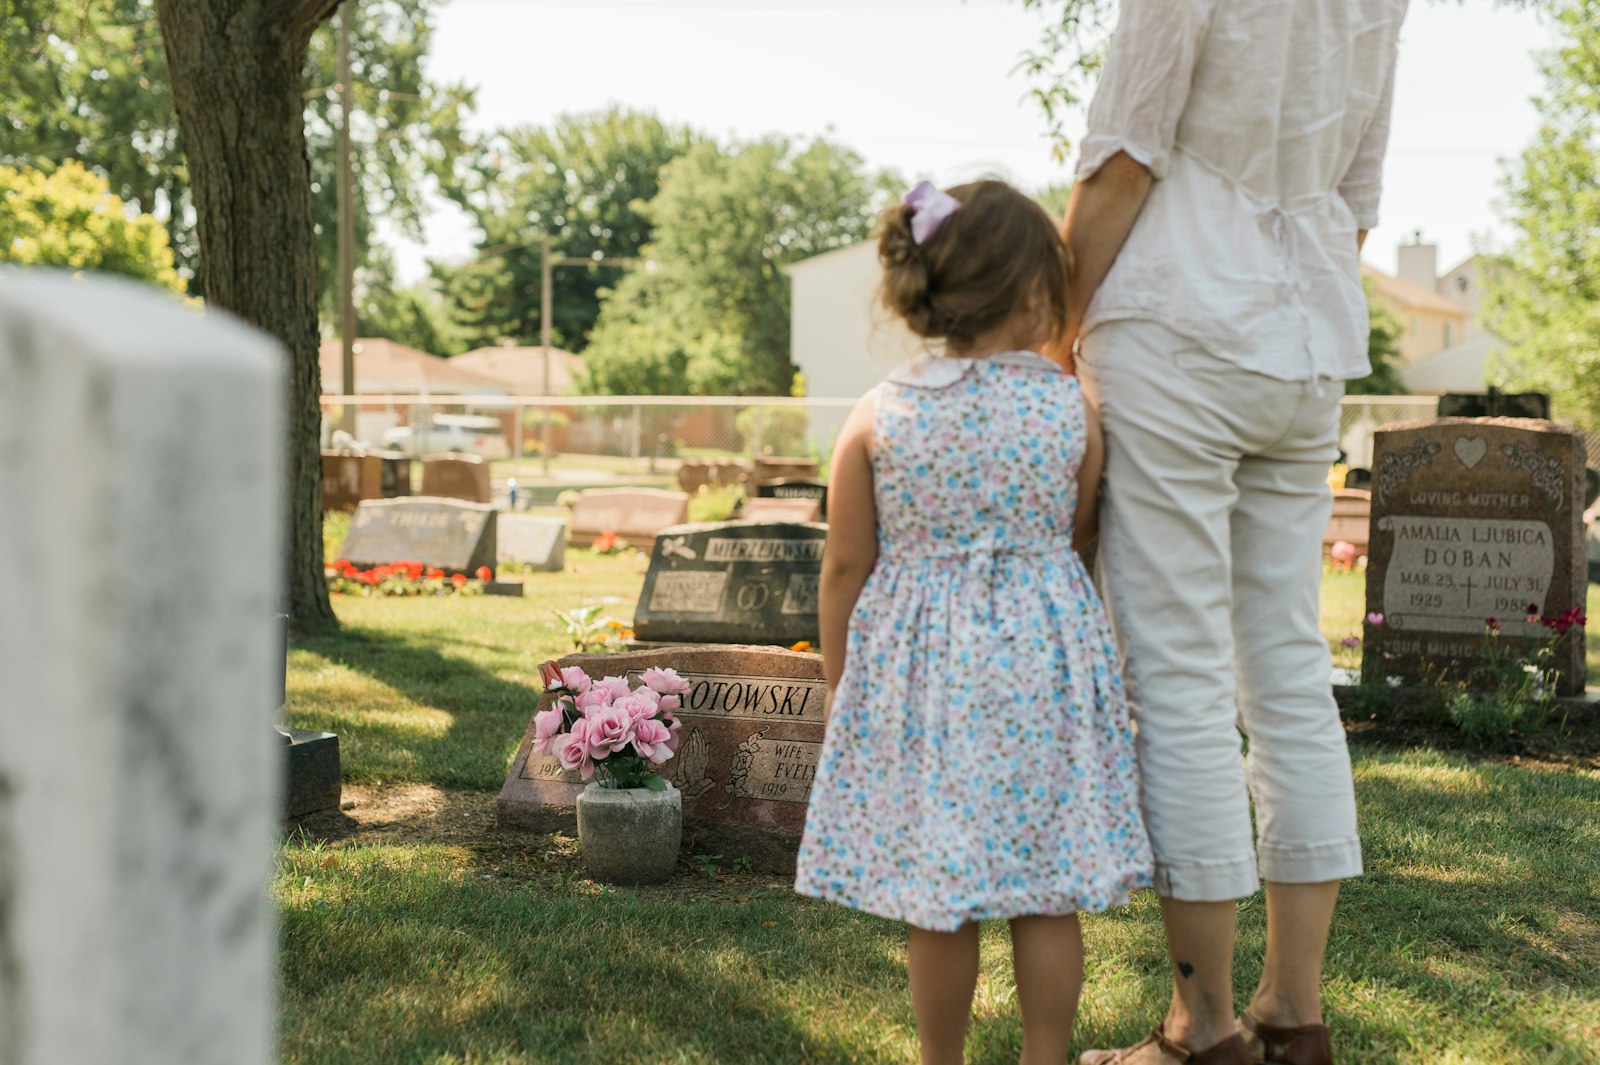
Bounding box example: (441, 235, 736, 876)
(878, 179, 1068, 354)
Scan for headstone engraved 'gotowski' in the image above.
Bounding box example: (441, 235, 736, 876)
(1365, 417, 1588, 694)
(498, 645, 827, 871)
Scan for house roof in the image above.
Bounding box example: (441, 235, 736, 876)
(1362, 264, 1469, 317)
(319, 338, 509, 395)
(450, 345, 584, 396)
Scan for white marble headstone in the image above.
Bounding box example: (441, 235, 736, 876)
(0, 270, 282, 1065)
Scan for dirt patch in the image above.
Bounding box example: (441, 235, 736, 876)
(1339, 688, 1600, 771)
(283, 783, 794, 896)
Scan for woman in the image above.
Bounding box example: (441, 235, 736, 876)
(1058, 2, 1410, 1063)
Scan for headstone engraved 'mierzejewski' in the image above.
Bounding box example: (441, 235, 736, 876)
(499, 645, 827, 870)
(1365, 417, 1588, 694)
(632, 520, 825, 645)
(336, 497, 498, 575)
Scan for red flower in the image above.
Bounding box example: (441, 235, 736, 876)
(426, 568, 445, 580)
(450, 573, 468, 588)
(475, 565, 493, 581)
(334, 558, 351, 572)
(1484, 617, 1499, 632)
(405, 561, 425, 580)
(538, 661, 565, 690)
(593, 530, 618, 553)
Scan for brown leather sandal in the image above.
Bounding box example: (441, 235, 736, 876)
(1239, 1012, 1332, 1065)
(1079, 1023, 1255, 1065)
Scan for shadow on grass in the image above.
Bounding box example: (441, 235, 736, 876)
(278, 849, 914, 1065)
(289, 623, 540, 790)
(1068, 751, 1599, 1063)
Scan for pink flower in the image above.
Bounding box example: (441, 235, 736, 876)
(664, 715, 683, 752)
(657, 693, 681, 716)
(615, 693, 658, 724)
(1340, 636, 1361, 648)
(631, 718, 673, 763)
(575, 688, 610, 714)
(559, 667, 591, 694)
(1330, 541, 1359, 564)
(1365, 612, 1384, 626)
(640, 667, 691, 697)
(587, 705, 634, 755)
(531, 706, 566, 754)
(592, 675, 632, 703)
(555, 720, 595, 781)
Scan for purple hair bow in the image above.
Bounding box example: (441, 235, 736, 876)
(904, 180, 960, 244)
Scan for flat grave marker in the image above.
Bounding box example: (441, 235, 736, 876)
(1365, 417, 1588, 694)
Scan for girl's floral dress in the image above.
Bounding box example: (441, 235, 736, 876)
(794, 351, 1152, 931)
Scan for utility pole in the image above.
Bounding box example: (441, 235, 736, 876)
(540, 230, 553, 477)
(337, 2, 357, 437)
(537, 240, 651, 478)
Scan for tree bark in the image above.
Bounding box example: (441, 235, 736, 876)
(155, 0, 341, 633)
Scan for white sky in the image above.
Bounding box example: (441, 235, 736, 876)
(393, 0, 1558, 283)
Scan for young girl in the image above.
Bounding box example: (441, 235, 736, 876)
(794, 179, 1153, 1065)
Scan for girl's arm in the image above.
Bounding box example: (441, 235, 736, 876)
(820, 395, 879, 691)
(1072, 397, 1105, 553)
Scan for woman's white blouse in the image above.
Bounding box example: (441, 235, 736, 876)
(1077, 0, 1408, 382)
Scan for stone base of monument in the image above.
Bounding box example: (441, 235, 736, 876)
(499, 645, 827, 875)
(283, 728, 342, 818)
(484, 579, 525, 597)
(576, 782, 683, 884)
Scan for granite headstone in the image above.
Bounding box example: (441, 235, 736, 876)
(0, 270, 279, 1065)
(497, 514, 567, 572)
(1364, 418, 1588, 694)
(420, 453, 492, 504)
(498, 645, 827, 870)
(756, 477, 828, 519)
(740, 497, 821, 523)
(568, 487, 690, 546)
(337, 496, 497, 575)
(632, 520, 825, 645)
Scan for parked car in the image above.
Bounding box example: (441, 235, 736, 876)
(382, 414, 510, 460)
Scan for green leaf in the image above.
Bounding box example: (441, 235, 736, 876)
(643, 774, 669, 792)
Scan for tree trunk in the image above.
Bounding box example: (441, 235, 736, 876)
(155, 0, 340, 633)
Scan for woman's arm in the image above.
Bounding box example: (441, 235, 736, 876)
(819, 395, 879, 691)
(1072, 398, 1105, 553)
(1060, 150, 1154, 355)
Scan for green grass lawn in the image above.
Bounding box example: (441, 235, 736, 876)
(284, 550, 1600, 1063)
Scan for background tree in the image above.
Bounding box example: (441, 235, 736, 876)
(1485, 0, 1599, 430)
(2, 0, 472, 317)
(357, 255, 466, 355)
(1349, 284, 1409, 395)
(153, 0, 342, 631)
(584, 136, 897, 396)
(432, 108, 694, 352)
(0, 160, 185, 292)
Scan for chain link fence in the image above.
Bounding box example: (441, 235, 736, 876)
(319, 393, 1465, 506)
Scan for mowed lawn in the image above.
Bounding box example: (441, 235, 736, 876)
(283, 553, 1600, 1064)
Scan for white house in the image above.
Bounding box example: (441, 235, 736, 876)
(786, 241, 926, 402)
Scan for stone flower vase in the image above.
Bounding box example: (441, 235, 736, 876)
(576, 780, 683, 885)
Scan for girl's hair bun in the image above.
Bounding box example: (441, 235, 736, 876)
(878, 204, 940, 339)
(875, 180, 1068, 353)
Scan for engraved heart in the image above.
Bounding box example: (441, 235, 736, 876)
(1454, 436, 1488, 470)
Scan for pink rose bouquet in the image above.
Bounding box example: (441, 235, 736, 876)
(533, 661, 687, 789)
